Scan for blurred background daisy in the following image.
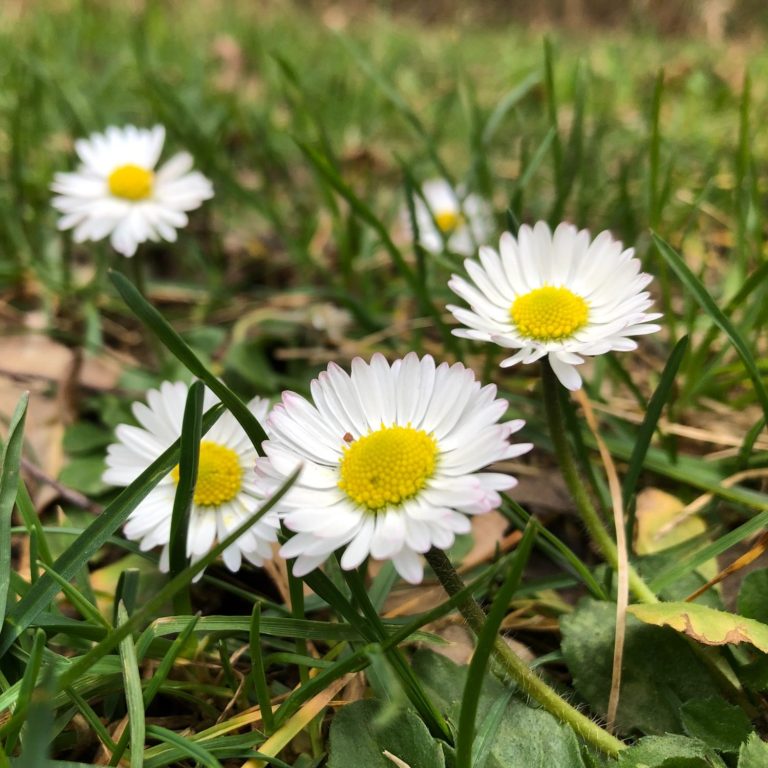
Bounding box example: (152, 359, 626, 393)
(408, 178, 494, 257)
(51, 124, 213, 257)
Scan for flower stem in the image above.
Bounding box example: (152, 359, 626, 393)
(424, 547, 625, 757)
(540, 361, 658, 605)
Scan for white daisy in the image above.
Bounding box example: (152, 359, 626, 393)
(103, 381, 277, 575)
(409, 179, 494, 257)
(447, 222, 662, 390)
(51, 125, 214, 257)
(254, 353, 531, 584)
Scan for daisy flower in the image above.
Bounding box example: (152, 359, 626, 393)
(409, 178, 493, 257)
(51, 125, 213, 257)
(447, 222, 662, 390)
(103, 381, 277, 575)
(254, 353, 531, 584)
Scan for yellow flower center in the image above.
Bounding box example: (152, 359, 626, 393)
(510, 286, 589, 342)
(171, 441, 242, 507)
(435, 210, 462, 234)
(108, 164, 154, 201)
(338, 425, 438, 512)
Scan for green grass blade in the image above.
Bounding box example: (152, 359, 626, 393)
(501, 497, 608, 599)
(650, 510, 768, 593)
(249, 603, 275, 734)
(622, 336, 689, 514)
(343, 567, 451, 742)
(109, 270, 268, 447)
(652, 232, 768, 426)
(117, 602, 145, 768)
(55, 467, 299, 690)
(169, 381, 203, 614)
(456, 522, 538, 768)
(141, 614, 199, 702)
(543, 37, 562, 181)
(36, 562, 111, 630)
(482, 71, 541, 146)
(14, 480, 53, 568)
(1, 628, 45, 752)
(16, 653, 55, 766)
(144, 725, 224, 768)
(0, 405, 223, 659)
(0, 393, 28, 627)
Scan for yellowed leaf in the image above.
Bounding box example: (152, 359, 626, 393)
(628, 602, 768, 653)
(634, 488, 707, 556)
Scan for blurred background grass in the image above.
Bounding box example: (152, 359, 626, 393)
(1, 0, 767, 473)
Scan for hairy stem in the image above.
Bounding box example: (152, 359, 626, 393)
(425, 547, 625, 757)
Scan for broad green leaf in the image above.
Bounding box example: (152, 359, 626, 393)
(680, 697, 752, 752)
(737, 569, 768, 624)
(628, 602, 768, 653)
(617, 735, 726, 767)
(738, 733, 768, 767)
(561, 599, 721, 735)
(327, 699, 445, 768)
(62, 421, 112, 455)
(59, 455, 110, 496)
(412, 650, 586, 768)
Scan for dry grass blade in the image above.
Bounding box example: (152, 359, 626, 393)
(241, 673, 354, 768)
(684, 531, 768, 603)
(575, 391, 628, 732)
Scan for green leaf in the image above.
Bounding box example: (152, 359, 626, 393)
(327, 699, 445, 768)
(680, 697, 752, 752)
(561, 599, 721, 735)
(738, 733, 768, 767)
(412, 650, 586, 768)
(651, 233, 768, 427)
(628, 602, 768, 653)
(0, 393, 28, 627)
(62, 421, 112, 455)
(58, 455, 110, 497)
(737, 569, 768, 624)
(617, 735, 726, 767)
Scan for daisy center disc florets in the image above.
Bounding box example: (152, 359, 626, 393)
(108, 164, 154, 201)
(171, 441, 242, 507)
(338, 425, 438, 512)
(510, 286, 589, 342)
(435, 210, 461, 234)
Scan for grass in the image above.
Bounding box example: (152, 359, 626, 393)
(1, 1, 768, 766)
